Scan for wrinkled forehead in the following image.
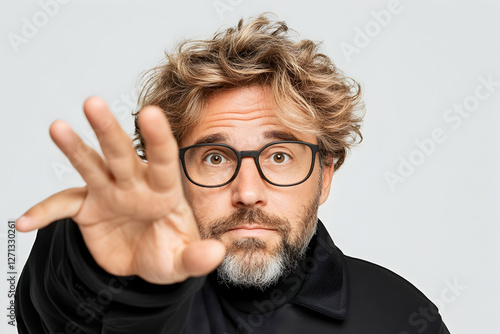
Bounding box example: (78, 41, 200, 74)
(180, 86, 317, 148)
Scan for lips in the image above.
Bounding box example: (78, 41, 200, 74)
(228, 225, 277, 232)
(226, 225, 278, 238)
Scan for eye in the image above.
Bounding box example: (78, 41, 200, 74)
(204, 153, 227, 165)
(270, 152, 290, 163)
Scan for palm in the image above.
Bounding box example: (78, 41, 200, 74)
(76, 176, 198, 283)
(17, 97, 225, 284)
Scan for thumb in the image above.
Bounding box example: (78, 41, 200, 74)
(16, 187, 87, 232)
(181, 239, 226, 277)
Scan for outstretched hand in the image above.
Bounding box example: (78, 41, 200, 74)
(16, 97, 225, 284)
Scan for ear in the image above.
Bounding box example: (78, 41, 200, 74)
(318, 155, 335, 205)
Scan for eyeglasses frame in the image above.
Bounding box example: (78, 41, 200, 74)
(178, 141, 320, 188)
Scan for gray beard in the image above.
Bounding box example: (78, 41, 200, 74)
(197, 199, 319, 290)
(216, 233, 312, 290)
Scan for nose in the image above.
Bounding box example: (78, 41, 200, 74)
(230, 157, 268, 208)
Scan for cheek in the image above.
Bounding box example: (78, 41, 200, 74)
(183, 182, 229, 221)
(272, 175, 320, 210)
(271, 177, 321, 232)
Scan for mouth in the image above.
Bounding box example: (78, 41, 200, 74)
(226, 225, 278, 237)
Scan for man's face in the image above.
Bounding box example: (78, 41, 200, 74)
(180, 85, 334, 288)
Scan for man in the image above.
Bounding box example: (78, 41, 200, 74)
(15, 15, 450, 333)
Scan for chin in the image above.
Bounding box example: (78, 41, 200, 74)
(215, 236, 293, 289)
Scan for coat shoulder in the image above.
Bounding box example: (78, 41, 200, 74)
(343, 256, 446, 334)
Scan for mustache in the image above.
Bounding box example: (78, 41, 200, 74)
(205, 208, 291, 239)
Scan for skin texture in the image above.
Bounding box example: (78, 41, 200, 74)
(15, 86, 334, 285)
(181, 86, 334, 260)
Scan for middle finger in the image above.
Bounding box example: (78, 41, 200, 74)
(83, 96, 138, 185)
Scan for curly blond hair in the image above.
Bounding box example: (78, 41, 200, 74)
(134, 14, 364, 171)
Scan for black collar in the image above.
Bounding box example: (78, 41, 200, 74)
(290, 220, 349, 319)
(210, 220, 349, 320)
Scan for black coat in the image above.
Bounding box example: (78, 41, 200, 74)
(15, 219, 450, 333)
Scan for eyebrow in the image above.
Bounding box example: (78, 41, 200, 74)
(263, 130, 300, 142)
(192, 130, 300, 146)
(193, 133, 228, 145)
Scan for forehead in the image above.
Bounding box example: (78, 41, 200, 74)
(181, 85, 316, 148)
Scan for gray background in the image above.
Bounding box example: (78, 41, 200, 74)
(1, 0, 498, 333)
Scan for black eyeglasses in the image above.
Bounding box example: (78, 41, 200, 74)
(178, 141, 319, 188)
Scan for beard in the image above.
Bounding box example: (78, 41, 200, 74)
(196, 197, 320, 290)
